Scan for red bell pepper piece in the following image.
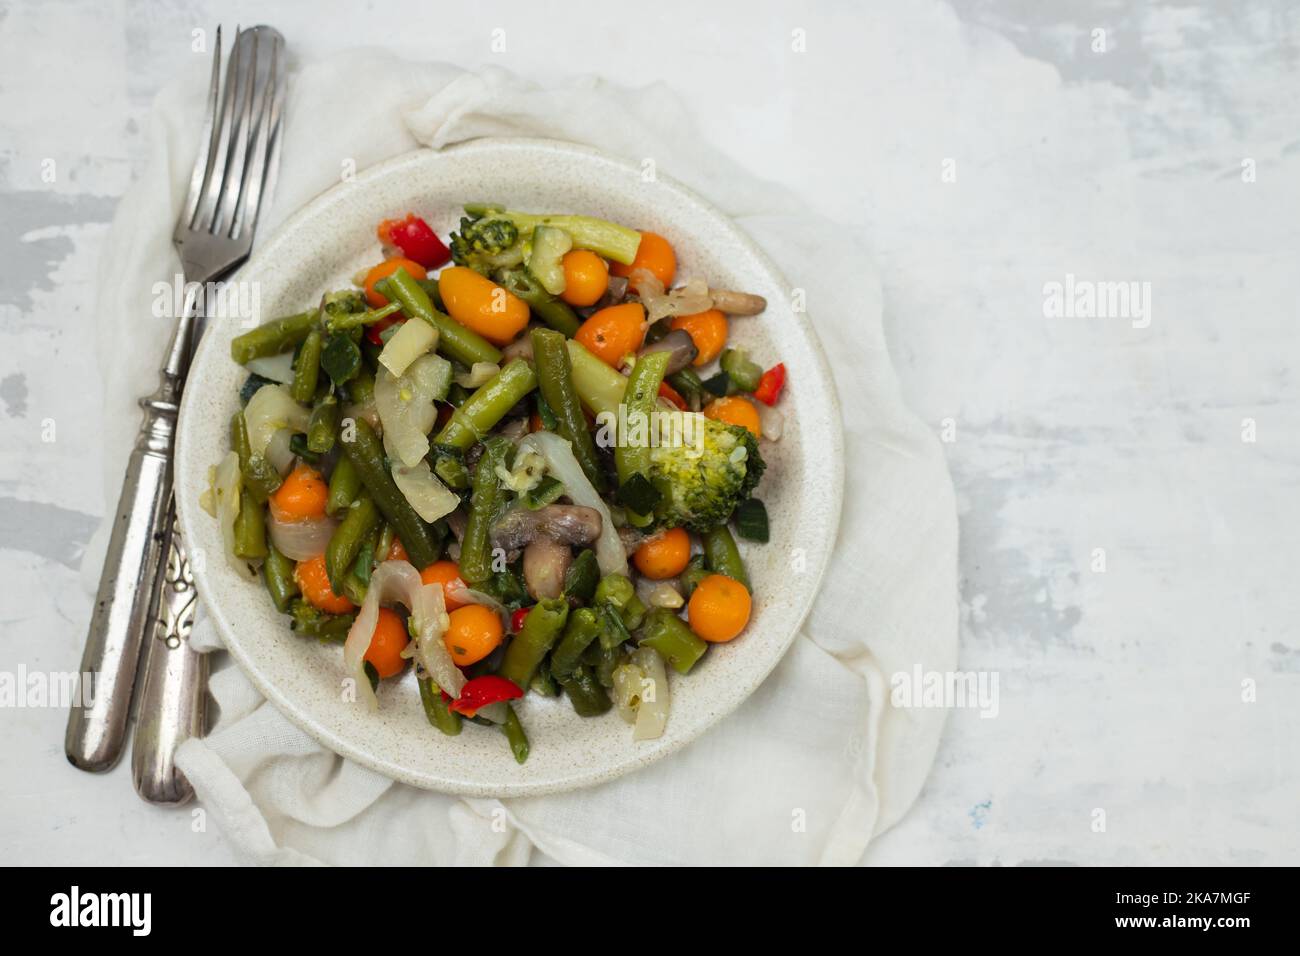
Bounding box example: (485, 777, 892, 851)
(752, 362, 786, 406)
(376, 213, 452, 270)
(510, 606, 532, 633)
(447, 674, 524, 717)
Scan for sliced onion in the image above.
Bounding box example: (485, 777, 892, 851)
(244, 384, 311, 457)
(517, 431, 627, 577)
(455, 361, 500, 388)
(375, 354, 451, 467)
(378, 318, 438, 377)
(344, 560, 462, 710)
(633, 271, 713, 322)
(630, 646, 669, 740)
(756, 403, 783, 441)
(611, 662, 644, 724)
(244, 351, 296, 384)
(265, 427, 296, 476)
(391, 459, 459, 522)
(211, 451, 243, 572)
(268, 512, 338, 561)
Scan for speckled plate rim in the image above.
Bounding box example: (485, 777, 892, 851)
(176, 137, 844, 797)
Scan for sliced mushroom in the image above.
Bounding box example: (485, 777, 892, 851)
(637, 329, 698, 375)
(445, 506, 468, 543)
(501, 330, 536, 363)
(523, 537, 571, 600)
(489, 505, 604, 554)
(709, 288, 767, 315)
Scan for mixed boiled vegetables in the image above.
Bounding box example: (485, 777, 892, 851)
(205, 203, 790, 763)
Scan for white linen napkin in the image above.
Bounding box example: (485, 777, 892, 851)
(88, 51, 958, 866)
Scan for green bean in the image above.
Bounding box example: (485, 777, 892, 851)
(530, 660, 558, 697)
(702, 524, 748, 588)
(531, 328, 606, 490)
(290, 329, 323, 402)
(230, 311, 316, 365)
(433, 359, 538, 450)
(288, 599, 355, 641)
(232, 489, 268, 560)
(339, 417, 441, 568)
(615, 351, 669, 527)
(495, 266, 581, 336)
(307, 393, 340, 454)
(638, 607, 708, 674)
(592, 641, 625, 688)
(374, 522, 395, 565)
(499, 597, 568, 690)
(500, 703, 530, 764)
(378, 269, 502, 367)
(458, 437, 511, 585)
(558, 665, 612, 717)
(415, 277, 444, 310)
(325, 494, 381, 593)
(351, 524, 380, 585)
(549, 607, 600, 678)
(326, 454, 362, 516)
(418, 675, 462, 736)
(230, 411, 280, 502)
(615, 351, 669, 490)
(262, 541, 299, 612)
(344, 367, 375, 406)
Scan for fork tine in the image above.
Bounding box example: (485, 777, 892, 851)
(257, 34, 288, 231)
(214, 28, 260, 236)
(179, 25, 222, 231)
(192, 25, 243, 232)
(231, 30, 283, 240)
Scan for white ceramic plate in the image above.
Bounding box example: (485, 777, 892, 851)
(175, 138, 843, 797)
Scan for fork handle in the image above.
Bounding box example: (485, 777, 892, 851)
(65, 388, 180, 772)
(132, 503, 207, 805)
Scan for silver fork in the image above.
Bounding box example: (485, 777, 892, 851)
(66, 26, 287, 799)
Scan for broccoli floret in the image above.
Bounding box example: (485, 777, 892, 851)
(448, 214, 525, 275)
(646, 414, 764, 533)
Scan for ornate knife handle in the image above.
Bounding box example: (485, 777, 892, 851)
(131, 502, 207, 806)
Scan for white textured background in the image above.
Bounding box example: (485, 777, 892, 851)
(1, 0, 1297, 865)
